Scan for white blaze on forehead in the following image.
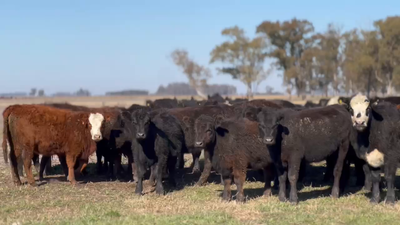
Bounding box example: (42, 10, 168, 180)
(89, 113, 104, 141)
(350, 94, 370, 124)
(366, 149, 384, 168)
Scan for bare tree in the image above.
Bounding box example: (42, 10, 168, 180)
(171, 49, 212, 99)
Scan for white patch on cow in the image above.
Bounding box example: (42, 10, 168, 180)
(224, 100, 232, 106)
(365, 149, 384, 168)
(89, 113, 104, 141)
(327, 96, 340, 106)
(350, 94, 370, 126)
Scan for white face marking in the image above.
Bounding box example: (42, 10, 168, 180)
(89, 113, 104, 141)
(366, 149, 384, 168)
(350, 94, 370, 128)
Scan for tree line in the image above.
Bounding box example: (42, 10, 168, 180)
(171, 16, 400, 99)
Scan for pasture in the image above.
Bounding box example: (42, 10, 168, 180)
(1, 96, 400, 225)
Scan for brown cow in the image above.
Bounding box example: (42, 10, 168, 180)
(2, 104, 106, 186)
(42, 103, 127, 180)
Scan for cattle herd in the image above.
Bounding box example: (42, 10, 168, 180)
(3, 93, 400, 205)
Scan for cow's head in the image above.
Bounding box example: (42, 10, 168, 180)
(131, 108, 151, 140)
(242, 105, 262, 121)
(257, 109, 284, 145)
(194, 115, 224, 148)
(347, 94, 371, 131)
(88, 113, 105, 142)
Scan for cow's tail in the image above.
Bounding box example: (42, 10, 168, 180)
(2, 107, 11, 163)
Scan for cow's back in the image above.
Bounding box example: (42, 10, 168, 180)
(281, 105, 352, 161)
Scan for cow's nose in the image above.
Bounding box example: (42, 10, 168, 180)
(137, 133, 145, 137)
(195, 142, 203, 147)
(93, 134, 102, 141)
(355, 121, 365, 126)
(264, 137, 274, 143)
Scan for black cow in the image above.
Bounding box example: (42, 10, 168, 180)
(194, 115, 275, 202)
(257, 105, 352, 204)
(346, 94, 399, 204)
(179, 97, 202, 107)
(131, 108, 184, 195)
(146, 98, 182, 109)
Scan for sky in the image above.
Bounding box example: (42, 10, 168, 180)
(0, 0, 399, 95)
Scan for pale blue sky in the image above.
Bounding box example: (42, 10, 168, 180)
(0, 0, 398, 95)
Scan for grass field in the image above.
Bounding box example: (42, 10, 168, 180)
(1, 96, 400, 225)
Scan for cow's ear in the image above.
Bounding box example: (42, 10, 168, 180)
(276, 113, 285, 124)
(214, 115, 224, 129)
(182, 116, 191, 128)
(105, 115, 111, 122)
(372, 98, 379, 106)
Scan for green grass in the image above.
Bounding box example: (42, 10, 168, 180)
(2, 155, 400, 225)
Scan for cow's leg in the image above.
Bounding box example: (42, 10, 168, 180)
(58, 155, 69, 178)
(78, 159, 88, 177)
(263, 164, 274, 197)
(191, 151, 201, 174)
(298, 159, 306, 183)
(177, 151, 184, 169)
(363, 163, 372, 191)
(131, 161, 138, 182)
(96, 150, 103, 175)
(233, 170, 246, 202)
(32, 154, 40, 174)
(288, 159, 301, 205)
(106, 155, 115, 181)
(17, 156, 24, 177)
(339, 157, 351, 193)
(324, 154, 336, 183)
(149, 164, 156, 187)
(66, 154, 77, 185)
(168, 155, 179, 188)
(114, 154, 123, 180)
(23, 151, 36, 186)
(196, 150, 212, 186)
(134, 162, 146, 195)
(44, 156, 52, 176)
(39, 156, 50, 181)
(9, 151, 22, 186)
(126, 154, 133, 181)
(384, 161, 397, 205)
(278, 168, 288, 202)
(155, 160, 167, 195)
(222, 174, 232, 201)
(370, 167, 381, 204)
(331, 142, 349, 198)
(354, 157, 366, 187)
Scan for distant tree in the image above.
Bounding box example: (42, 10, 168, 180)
(29, 88, 37, 97)
(210, 26, 270, 99)
(75, 88, 91, 96)
(257, 18, 315, 97)
(38, 89, 45, 97)
(171, 49, 212, 99)
(341, 29, 381, 97)
(374, 16, 400, 94)
(313, 24, 343, 96)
